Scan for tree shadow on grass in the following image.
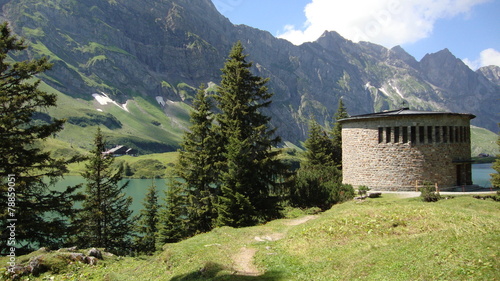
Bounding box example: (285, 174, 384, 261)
(170, 262, 285, 281)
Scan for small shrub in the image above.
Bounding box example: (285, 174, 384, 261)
(420, 182, 440, 202)
(290, 165, 353, 210)
(358, 185, 370, 196)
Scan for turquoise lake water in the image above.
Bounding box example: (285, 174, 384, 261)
(53, 163, 496, 213)
(471, 163, 495, 188)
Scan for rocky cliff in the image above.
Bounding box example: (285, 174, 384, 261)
(1, 0, 498, 149)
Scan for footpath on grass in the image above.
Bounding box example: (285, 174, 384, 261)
(232, 215, 319, 276)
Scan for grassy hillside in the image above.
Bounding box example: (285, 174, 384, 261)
(2, 194, 499, 280)
(65, 152, 179, 178)
(471, 126, 498, 157)
(37, 82, 190, 154)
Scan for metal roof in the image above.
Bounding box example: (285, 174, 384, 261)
(338, 108, 476, 123)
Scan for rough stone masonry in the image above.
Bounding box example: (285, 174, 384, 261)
(340, 108, 475, 191)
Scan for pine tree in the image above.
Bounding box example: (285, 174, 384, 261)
(158, 181, 188, 244)
(0, 22, 81, 254)
(330, 98, 349, 168)
(74, 127, 134, 254)
(176, 84, 218, 234)
(216, 133, 257, 227)
(290, 117, 354, 209)
(214, 41, 284, 226)
(303, 119, 336, 167)
(491, 125, 500, 188)
(134, 179, 160, 254)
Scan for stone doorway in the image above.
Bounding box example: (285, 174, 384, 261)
(456, 163, 473, 186)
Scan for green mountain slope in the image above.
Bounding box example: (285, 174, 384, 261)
(37, 82, 189, 153)
(471, 126, 498, 157)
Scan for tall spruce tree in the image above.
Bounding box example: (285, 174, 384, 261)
(330, 98, 349, 168)
(134, 179, 160, 255)
(175, 84, 218, 234)
(214, 41, 284, 227)
(74, 128, 133, 254)
(0, 22, 81, 254)
(158, 181, 188, 244)
(303, 119, 336, 167)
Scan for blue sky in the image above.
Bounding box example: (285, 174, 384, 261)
(213, 0, 499, 70)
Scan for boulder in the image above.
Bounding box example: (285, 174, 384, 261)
(87, 248, 103, 259)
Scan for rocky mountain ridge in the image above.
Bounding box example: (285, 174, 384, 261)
(1, 0, 498, 150)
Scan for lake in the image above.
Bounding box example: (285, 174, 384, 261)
(472, 163, 495, 188)
(53, 163, 496, 213)
(52, 176, 171, 214)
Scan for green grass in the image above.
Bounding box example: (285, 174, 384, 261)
(35, 81, 188, 153)
(3, 195, 499, 280)
(471, 126, 498, 156)
(66, 151, 179, 177)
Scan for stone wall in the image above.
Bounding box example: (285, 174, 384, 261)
(342, 115, 472, 191)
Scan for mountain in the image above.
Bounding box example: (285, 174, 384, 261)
(478, 65, 500, 86)
(1, 0, 498, 152)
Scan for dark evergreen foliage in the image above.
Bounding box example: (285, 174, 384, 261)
(213, 41, 285, 226)
(176, 85, 218, 234)
(0, 22, 82, 254)
(134, 179, 160, 254)
(330, 98, 349, 168)
(303, 119, 336, 167)
(290, 117, 354, 210)
(158, 181, 188, 244)
(73, 128, 134, 254)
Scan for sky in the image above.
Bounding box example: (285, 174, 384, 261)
(213, 0, 500, 70)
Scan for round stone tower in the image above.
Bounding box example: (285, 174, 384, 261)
(339, 108, 475, 191)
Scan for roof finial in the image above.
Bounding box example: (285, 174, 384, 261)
(401, 100, 409, 110)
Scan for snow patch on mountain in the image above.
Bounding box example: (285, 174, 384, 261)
(93, 92, 129, 112)
(156, 96, 166, 107)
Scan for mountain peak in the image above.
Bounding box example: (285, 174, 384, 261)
(315, 30, 355, 51)
(389, 45, 418, 68)
(477, 65, 500, 85)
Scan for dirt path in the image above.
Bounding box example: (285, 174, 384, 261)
(232, 214, 319, 276)
(233, 247, 260, 276)
(284, 215, 319, 226)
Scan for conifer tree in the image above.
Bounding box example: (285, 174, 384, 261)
(74, 127, 134, 254)
(303, 119, 336, 167)
(216, 133, 257, 227)
(330, 98, 349, 168)
(491, 126, 500, 188)
(176, 84, 218, 234)
(0, 22, 81, 254)
(214, 41, 284, 226)
(134, 179, 160, 254)
(290, 117, 354, 209)
(158, 181, 188, 244)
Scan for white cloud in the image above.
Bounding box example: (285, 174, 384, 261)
(462, 58, 479, 70)
(463, 48, 500, 70)
(479, 48, 500, 67)
(277, 0, 490, 47)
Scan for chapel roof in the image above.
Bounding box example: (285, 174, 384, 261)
(339, 108, 475, 123)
